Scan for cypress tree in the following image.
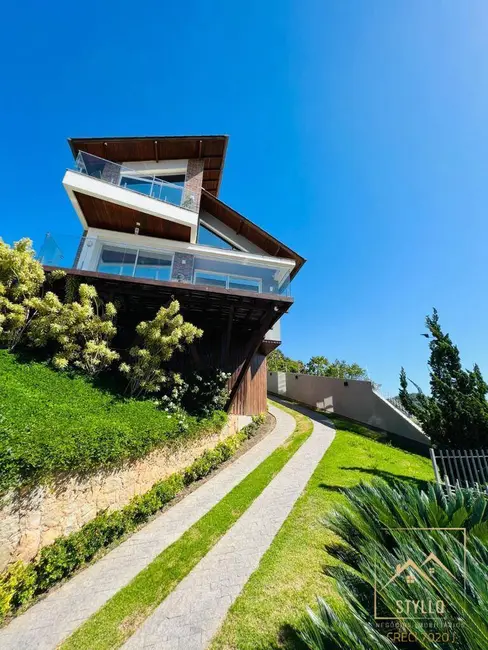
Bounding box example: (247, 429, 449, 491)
(399, 309, 488, 447)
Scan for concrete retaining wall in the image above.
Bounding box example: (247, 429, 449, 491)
(0, 414, 251, 570)
(268, 371, 429, 446)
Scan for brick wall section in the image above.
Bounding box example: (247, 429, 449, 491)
(183, 159, 204, 212)
(101, 160, 120, 185)
(171, 252, 195, 283)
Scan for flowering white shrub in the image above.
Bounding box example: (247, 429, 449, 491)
(160, 368, 231, 416)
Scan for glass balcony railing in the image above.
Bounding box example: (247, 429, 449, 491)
(38, 233, 292, 297)
(73, 151, 198, 212)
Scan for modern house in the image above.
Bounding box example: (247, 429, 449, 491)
(39, 135, 305, 414)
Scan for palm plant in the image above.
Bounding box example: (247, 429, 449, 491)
(301, 481, 488, 650)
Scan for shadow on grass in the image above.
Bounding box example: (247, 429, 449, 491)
(336, 466, 432, 490)
(277, 623, 309, 650)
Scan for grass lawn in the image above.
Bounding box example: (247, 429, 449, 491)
(0, 350, 225, 490)
(209, 412, 434, 650)
(61, 400, 313, 650)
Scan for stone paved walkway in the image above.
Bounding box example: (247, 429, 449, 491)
(123, 405, 335, 650)
(0, 405, 296, 650)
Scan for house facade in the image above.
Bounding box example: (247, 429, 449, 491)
(40, 135, 305, 414)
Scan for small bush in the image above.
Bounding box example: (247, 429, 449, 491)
(28, 283, 118, 375)
(0, 416, 264, 622)
(121, 300, 203, 396)
(0, 238, 64, 350)
(0, 562, 36, 618)
(160, 368, 231, 417)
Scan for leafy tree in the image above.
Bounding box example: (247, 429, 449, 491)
(267, 348, 305, 373)
(306, 356, 367, 380)
(306, 355, 330, 376)
(120, 300, 203, 396)
(399, 309, 488, 446)
(268, 348, 367, 380)
(0, 238, 63, 349)
(28, 284, 119, 375)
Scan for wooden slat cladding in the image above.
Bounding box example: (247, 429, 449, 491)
(68, 135, 228, 195)
(74, 193, 192, 241)
(230, 354, 268, 415)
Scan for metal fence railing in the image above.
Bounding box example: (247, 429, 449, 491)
(430, 447, 488, 494)
(74, 151, 197, 212)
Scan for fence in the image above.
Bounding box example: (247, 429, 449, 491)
(430, 447, 488, 494)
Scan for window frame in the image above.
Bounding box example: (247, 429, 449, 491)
(193, 269, 262, 293)
(97, 244, 174, 282)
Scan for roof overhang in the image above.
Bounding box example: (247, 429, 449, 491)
(43, 266, 292, 334)
(201, 190, 306, 279)
(68, 135, 229, 196)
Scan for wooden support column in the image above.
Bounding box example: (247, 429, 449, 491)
(225, 308, 278, 412)
(221, 306, 234, 364)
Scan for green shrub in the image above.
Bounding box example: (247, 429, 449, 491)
(0, 416, 264, 622)
(120, 300, 203, 396)
(0, 350, 226, 491)
(301, 480, 488, 650)
(28, 284, 118, 375)
(0, 562, 36, 618)
(0, 238, 64, 350)
(160, 368, 231, 417)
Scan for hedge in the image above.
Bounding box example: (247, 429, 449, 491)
(0, 414, 265, 622)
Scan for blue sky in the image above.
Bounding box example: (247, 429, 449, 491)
(1, 1, 487, 395)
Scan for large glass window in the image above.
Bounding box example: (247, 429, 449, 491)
(228, 277, 260, 292)
(194, 271, 228, 289)
(194, 270, 261, 292)
(135, 251, 172, 281)
(197, 224, 238, 250)
(97, 245, 173, 281)
(119, 174, 185, 206)
(97, 246, 137, 277)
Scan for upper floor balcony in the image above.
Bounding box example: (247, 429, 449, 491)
(38, 230, 294, 299)
(75, 152, 198, 211)
(62, 152, 200, 243)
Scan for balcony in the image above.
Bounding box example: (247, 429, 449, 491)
(62, 153, 200, 243)
(38, 232, 293, 298)
(75, 152, 198, 212)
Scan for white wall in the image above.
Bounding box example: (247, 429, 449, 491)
(121, 159, 188, 176)
(265, 318, 281, 342)
(268, 372, 429, 446)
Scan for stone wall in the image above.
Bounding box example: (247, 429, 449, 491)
(0, 414, 251, 570)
